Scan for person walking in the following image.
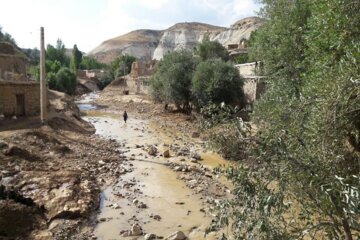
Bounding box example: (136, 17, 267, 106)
(123, 110, 128, 123)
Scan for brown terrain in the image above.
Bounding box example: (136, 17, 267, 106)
(0, 87, 232, 239)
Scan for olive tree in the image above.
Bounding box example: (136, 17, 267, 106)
(150, 50, 197, 112)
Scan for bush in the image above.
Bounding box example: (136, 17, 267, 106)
(55, 67, 76, 95)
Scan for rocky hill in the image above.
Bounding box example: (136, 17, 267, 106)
(88, 17, 264, 63)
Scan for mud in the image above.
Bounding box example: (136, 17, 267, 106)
(0, 90, 232, 239)
(83, 92, 232, 239)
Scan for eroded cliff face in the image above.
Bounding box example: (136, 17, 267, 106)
(88, 17, 264, 63)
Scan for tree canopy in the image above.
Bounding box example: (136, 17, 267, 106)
(70, 44, 83, 73)
(110, 54, 136, 78)
(150, 50, 197, 111)
(210, 0, 360, 239)
(192, 59, 244, 109)
(195, 35, 229, 61)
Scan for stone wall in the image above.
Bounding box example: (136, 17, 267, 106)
(0, 54, 27, 80)
(235, 62, 265, 104)
(235, 62, 259, 76)
(242, 77, 266, 104)
(0, 81, 40, 117)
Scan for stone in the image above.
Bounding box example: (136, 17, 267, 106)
(191, 132, 200, 138)
(190, 153, 202, 161)
(130, 223, 143, 236)
(0, 140, 8, 149)
(163, 150, 170, 158)
(138, 202, 147, 208)
(166, 231, 187, 240)
(98, 160, 106, 165)
(147, 145, 157, 156)
(153, 214, 161, 221)
(145, 233, 157, 240)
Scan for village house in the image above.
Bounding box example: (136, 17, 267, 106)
(128, 60, 156, 94)
(0, 42, 40, 117)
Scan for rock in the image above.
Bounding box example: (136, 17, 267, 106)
(166, 231, 187, 240)
(138, 202, 147, 208)
(190, 153, 202, 161)
(130, 223, 143, 236)
(153, 214, 161, 221)
(163, 150, 170, 158)
(133, 199, 139, 205)
(145, 233, 157, 240)
(98, 160, 106, 165)
(113, 203, 121, 209)
(191, 132, 200, 138)
(0, 140, 8, 149)
(147, 145, 157, 156)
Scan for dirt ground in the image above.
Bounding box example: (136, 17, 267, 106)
(0, 89, 231, 239)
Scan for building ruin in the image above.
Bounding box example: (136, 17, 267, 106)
(128, 60, 156, 94)
(0, 42, 40, 117)
(235, 61, 266, 105)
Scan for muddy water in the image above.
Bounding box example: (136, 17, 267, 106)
(82, 109, 229, 239)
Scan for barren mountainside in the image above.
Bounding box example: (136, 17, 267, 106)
(88, 17, 264, 63)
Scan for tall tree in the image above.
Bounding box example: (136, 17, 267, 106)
(150, 50, 197, 112)
(70, 44, 82, 73)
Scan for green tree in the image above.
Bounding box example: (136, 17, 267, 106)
(80, 56, 105, 70)
(46, 39, 69, 66)
(70, 44, 82, 73)
(150, 50, 197, 112)
(195, 35, 229, 61)
(110, 54, 136, 78)
(55, 67, 77, 95)
(210, 0, 360, 239)
(192, 59, 244, 109)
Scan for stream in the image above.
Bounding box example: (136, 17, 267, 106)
(77, 94, 230, 239)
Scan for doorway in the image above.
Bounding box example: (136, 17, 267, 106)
(16, 94, 25, 116)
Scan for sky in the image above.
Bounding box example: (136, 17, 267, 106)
(0, 0, 261, 53)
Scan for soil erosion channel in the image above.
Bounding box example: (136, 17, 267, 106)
(80, 103, 229, 239)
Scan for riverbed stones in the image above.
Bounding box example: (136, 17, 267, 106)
(166, 231, 187, 240)
(163, 149, 170, 158)
(145, 233, 157, 240)
(190, 152, 202, 161)
(147, 145, 157, 156)
(191, 132, 200, 138)
(130, 223, 143, 236)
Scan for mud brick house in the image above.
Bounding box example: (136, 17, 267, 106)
(128, 60, 156, 94)
(0, 42, 40, 117)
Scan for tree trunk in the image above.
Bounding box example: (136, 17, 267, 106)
(342, 219, 353, 240)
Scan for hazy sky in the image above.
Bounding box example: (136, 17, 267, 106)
(0, 0, 261, 53)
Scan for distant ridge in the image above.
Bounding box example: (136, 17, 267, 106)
(88, 16, 264, 63)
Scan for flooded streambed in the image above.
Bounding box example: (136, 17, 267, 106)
(80, 103, 231, 239)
